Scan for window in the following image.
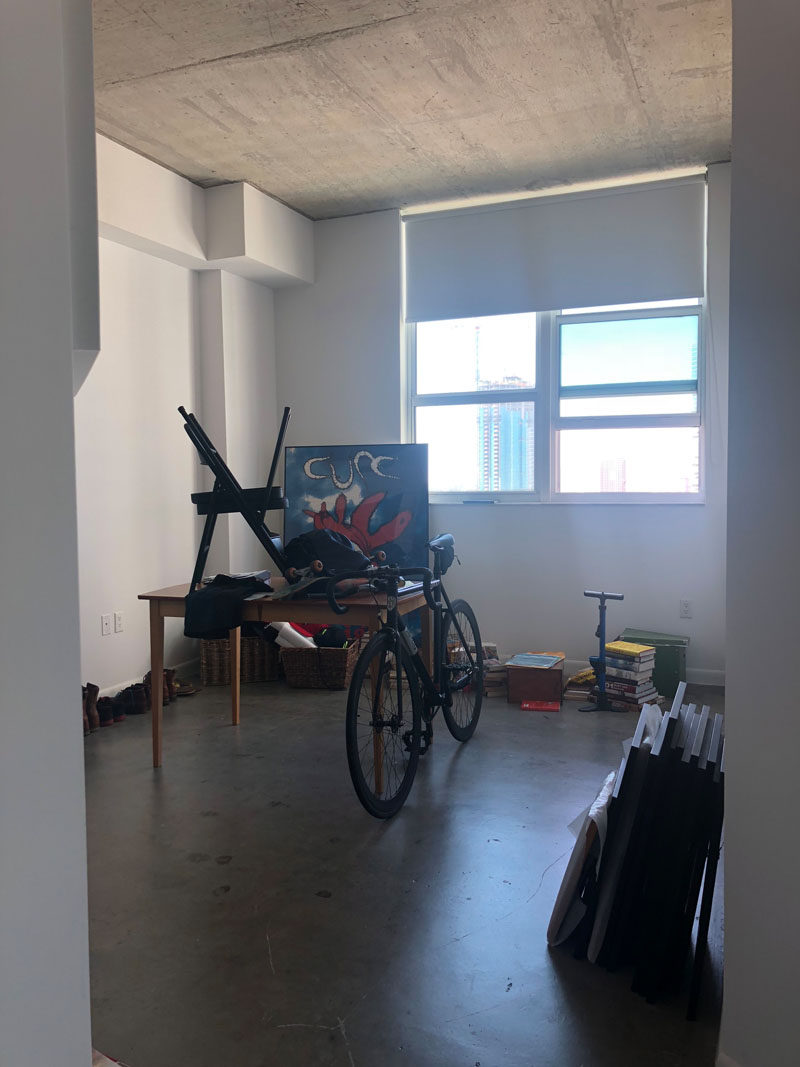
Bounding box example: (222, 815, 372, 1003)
(410, 313, 538, 496)
(408, 300, 702, 501)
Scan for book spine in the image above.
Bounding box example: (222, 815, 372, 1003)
(604, 654, 655, 671)
(605, 643, 656, 658)
(606, 682, 656, 697)
(605, 674, 653, 687)
(605, 665, 653, 682)
(603, 696, 660, 711)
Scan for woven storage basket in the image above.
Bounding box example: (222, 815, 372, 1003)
(200, 636, 280, 686)
(280, 633, 367, 690)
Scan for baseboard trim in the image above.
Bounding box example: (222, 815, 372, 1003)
(100, 657, 200, 697)
(686, 668, 725, 687)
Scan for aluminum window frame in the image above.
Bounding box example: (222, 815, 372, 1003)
(550, 302, 704, 502)
(406, 318, 542, 503)
(406, 301, 705, 504)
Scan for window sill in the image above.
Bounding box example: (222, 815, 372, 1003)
(429, 492, 705, 506)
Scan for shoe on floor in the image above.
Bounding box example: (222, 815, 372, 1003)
(85, 682, 100, 731)
(112, 688, 133, 722)
(97, 696, 115, 727)
(129, 683, 147, 714)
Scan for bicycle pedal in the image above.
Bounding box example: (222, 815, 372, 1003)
(418, 728, 433, 756)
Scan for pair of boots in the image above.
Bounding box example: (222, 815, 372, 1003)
(82, 681, 149, 734)
(83, 683, 100, 734)
(95, 695, 124, 727)
(143, 668, 197, 705)
(143, 667, 175, 706)
(110, 683, 148, 720)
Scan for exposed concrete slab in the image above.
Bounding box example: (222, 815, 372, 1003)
(93, 0, 730, 219)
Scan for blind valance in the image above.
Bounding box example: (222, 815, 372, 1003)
(404, 178, 706, 323)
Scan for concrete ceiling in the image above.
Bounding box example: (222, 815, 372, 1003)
(93, 0, 731, 220)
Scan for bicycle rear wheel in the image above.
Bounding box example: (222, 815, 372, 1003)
(441, 599, 484, 742)
(346, 632, 422, 818)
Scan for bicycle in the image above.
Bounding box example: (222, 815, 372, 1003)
(325, 533, 484, 818)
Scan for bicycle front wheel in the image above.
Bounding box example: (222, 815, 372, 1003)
(441, 599, 484, 742)
(346, 632, 422, 818)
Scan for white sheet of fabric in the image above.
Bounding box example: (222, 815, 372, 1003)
(547, 770, 616, 946)
(271, 621, 316, 649)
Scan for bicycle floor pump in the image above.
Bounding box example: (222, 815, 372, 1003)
(579, 589, 625, 712)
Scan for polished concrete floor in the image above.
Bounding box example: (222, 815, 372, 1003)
(86, 683, 722, 1067)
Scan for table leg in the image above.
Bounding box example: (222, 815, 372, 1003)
(149, 600, 164, 768)
(229, 626, 241, 725)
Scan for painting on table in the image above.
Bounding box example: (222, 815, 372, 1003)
(284, 443, 429, 566)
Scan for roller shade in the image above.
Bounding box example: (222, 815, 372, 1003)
(404, 178, 706, 323)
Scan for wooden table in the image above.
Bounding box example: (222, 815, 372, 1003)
(138, 581, 431, 768)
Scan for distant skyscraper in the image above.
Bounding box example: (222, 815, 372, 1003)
(477, 377, 534, 490)
(600, 458, 626, 492)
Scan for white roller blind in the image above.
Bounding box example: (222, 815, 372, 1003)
(404, 178, 706, 322)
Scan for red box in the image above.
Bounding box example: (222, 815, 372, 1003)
(506, 651, 564, 704)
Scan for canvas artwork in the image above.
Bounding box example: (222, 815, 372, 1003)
(284, 443, 429, 566)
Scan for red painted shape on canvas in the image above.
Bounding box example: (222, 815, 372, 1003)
(303, 491, 412, 553)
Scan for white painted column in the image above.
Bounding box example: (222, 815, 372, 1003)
(722, 4, 800, 1066)
(0, 1, 94, 1064)
(197, 271, 280, 576)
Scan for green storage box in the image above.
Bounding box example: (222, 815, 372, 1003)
(619, 627, 690, 699)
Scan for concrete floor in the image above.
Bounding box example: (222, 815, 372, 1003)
(86, 683, 722, 1067)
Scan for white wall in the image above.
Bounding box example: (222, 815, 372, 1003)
(275, 186, 729, 680)
(720, 4, 800, 1065)
(0, 1, 93, 1062)
(275, 210, 404, 449)
(97, 135, 314, 286)
(75, 239, 201, 688)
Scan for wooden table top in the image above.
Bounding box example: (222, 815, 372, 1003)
(138, 580, 430, 623)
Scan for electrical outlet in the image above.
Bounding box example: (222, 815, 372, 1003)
(114, 611, 124, 633)
(101, 613, 112, 636)
(679, 599, 693, 619)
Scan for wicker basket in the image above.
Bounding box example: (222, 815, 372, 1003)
(200, 636, 281, 686)
(280, 633, 367, 690)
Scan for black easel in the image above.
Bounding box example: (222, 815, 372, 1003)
(179, 405, 292, 588)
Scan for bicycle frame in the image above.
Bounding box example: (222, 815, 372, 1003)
(329, 538, 484, 816)
(375, 557, 480, 718)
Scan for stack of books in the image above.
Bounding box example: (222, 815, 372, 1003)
(563, 667, 596, 700)
(597, 640, 661, 711)
(483, 658, 508, 699)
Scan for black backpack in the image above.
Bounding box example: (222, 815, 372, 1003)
(284, 529, 371, 576)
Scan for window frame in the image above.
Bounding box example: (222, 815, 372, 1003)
(406, 317, 543, 504)
(406, 301, 705, 505)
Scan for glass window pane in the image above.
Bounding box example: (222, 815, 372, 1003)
(560, 393, 697, 417)
(417, 402, 535, 493)
(416, 313, 536, 395)
(559, 427, 699, 493)
(560, 315, 699, 388)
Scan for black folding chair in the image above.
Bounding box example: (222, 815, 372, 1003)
(179, 405, 291, 587)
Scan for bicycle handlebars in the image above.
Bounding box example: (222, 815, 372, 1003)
(325, 565, 436, 615)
